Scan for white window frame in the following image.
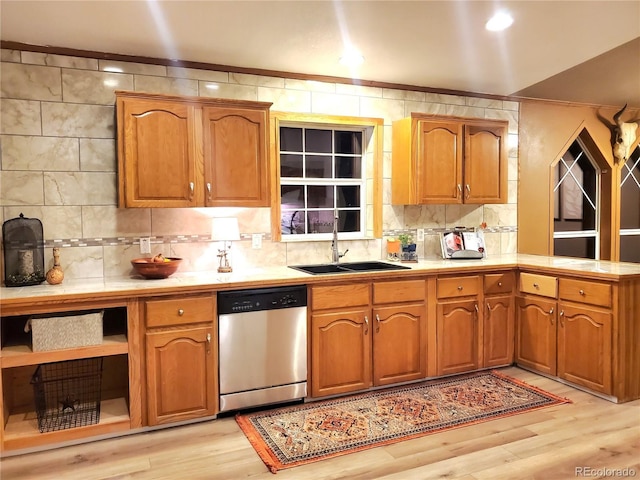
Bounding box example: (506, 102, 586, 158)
(553, 137, 601, 259)
(279, 123, 368, 242)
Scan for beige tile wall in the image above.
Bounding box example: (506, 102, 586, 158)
(0, 48, 519, 281)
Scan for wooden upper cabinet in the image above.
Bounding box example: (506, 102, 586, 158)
(416, 120, 463, 203)
(464, 123, 508, 203)
(392, 114, 508, 205)
(202, 105, 270, 207)
(116, 91, 271, 208)
(117, 96, 200, 207)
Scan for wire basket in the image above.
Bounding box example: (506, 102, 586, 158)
(31, 358, 103, 433)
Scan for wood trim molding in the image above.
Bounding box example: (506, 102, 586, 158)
(2, 40, 519, 103)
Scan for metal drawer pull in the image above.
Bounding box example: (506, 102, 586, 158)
(178, 309, 184, 316)
(457, 286, 463, 291)
(498, 282, 503, 287)
(579, 289, 585, 295)
(533, 282, 539, 288)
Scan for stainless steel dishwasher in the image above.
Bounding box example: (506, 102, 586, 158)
(217, 285, 307, 412)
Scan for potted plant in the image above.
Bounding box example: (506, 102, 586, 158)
(398, 233, 417, 261)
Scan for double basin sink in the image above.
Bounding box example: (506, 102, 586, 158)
(289, 260, 411, 275)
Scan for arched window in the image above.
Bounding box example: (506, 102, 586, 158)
(620, 144, 640, 263)
(553, 138, 600, 259)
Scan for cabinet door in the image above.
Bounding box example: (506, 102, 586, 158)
(373, 303, 426, 386)
(463, 123, 508, 204)
(416, 120, 463, 204)
(118, 97, 200, 207)
(145, 326, 215, 425)
(558, 303, 612, 394)
(484, 294, 514, 367)
(515, 297, 557, 375)
(202, 106, 269, 207)
(310, 309, 372, 397)
(436, 299, 479, 375)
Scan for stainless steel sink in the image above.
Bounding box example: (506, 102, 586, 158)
(289, 261, 412, 275)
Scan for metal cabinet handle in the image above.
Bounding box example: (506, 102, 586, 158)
(364, 316, 369, 335)
(189, 182, 194, 194)
(178, 309, 184, 316)
(206, 332, 211, 354)
(549, 307, 554, 314)
(457, 184, 462, 197)
(559, 310, 565, 327)
(474, 304, 479, 313)
(206, 182, 212, 198)
(465, 184, 471, 198)
(375, 313, 381, 332)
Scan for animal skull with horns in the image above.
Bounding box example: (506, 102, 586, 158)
(610, 104, 640, 163)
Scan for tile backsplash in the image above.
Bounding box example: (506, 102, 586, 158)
(0, 48, 519, 281)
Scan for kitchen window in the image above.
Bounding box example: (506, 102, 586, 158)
(271, 113, 383, 242)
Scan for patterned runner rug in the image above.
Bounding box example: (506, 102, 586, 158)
(236, 370, 571, 473)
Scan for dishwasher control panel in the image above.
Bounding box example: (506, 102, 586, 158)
(217, 285, 307, 314)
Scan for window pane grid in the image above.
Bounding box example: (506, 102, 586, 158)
(280, 125, 365, 237)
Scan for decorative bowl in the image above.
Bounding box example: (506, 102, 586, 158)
(131, 257, 182, 279)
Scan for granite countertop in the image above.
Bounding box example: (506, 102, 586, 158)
(1, 254, 639, 305)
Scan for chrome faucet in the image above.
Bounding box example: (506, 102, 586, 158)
(331, 212, 349, 263)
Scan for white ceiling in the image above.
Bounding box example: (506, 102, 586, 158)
(1, 1, 639, 107)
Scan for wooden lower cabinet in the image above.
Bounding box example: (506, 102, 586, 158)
(484, 294, 514, 367)
(436, 299, 479, 375)
(557, 303, 612, 394)
(515, 296, 557, 375)
(310, 280, 427, 398)
(310, 309, 372, 398)
(145, 325, 216, 425)
(373, 304, 427, 386)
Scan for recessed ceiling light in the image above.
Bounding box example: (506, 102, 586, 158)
(486, 11, 514, 31)
(339, 48, 364, 67)
(103, 66, 124, 73)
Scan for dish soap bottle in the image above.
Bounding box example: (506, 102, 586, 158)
(46, 247, 64, 285)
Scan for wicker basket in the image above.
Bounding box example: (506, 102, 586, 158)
(29, 311, 103, 352)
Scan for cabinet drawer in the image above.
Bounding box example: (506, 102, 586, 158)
(519, 272, 557, 298)
(484, 272, 515, 295)
(373, 279, 426, 304)
(437, 276, 480, 299)
(145, 295, 214, 328)
(312, 283, 370, 310)
(559, 278, 611, 308)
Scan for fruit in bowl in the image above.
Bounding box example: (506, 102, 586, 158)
(131, 256, 182, 279)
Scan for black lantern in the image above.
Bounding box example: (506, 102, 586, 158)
(2, 213, 46, 287)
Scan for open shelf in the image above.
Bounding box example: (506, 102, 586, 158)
(2, 397, 130, 451)
(0, 334, 128, 368)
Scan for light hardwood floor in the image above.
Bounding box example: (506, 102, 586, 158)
(1, 367, 639, 480)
